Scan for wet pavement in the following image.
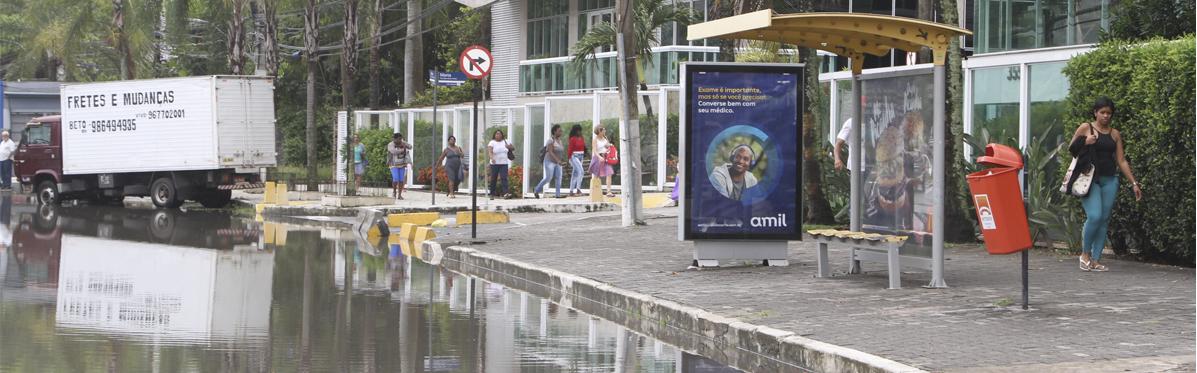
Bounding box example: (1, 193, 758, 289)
(0, 196, 738, 372)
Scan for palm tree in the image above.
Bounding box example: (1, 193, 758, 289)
(227, 0, 249, 74)
(260, 0, 280, 76)
(3, 0, 158, 81)
(367, 0, 385, 108)
(570, 0, 695, 118)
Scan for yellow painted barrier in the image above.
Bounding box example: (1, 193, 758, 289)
(398, 222, 419, 240)
(607, 193, 672, 209)
(387, 212, 440, 227)
(263, 181, 276, 204)
(455, 211, 510, 225)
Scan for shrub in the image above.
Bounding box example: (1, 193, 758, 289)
(358, 128, 396, 185)
(1062, 36, 1195, 265)
(416, 166, 453, 192)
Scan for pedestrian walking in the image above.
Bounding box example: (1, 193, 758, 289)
(1069, 97, 1142, 272)
(388, 132, 412, 200)
(436, 135, 465, 199)
(534, 125, 565, 198)
(588, 126, 616, 197)
(566, 125, 587, 196)
(352, 134, 366, 191)
(486, 130, 514, 199)
(0, 131, 16, 192)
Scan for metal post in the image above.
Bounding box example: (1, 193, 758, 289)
(471, 81, 480, 239)
(849, 73, 862, 232)
(432, 69, 439, 205)
(1022, 249, 1029, 309)
(929, 64, 948, 288)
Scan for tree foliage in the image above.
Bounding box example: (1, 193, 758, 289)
(1062, 36, 1195, 265)
(1104, 0, 1195, 42)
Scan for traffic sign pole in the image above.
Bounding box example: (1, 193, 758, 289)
(459, 45, 491, 240)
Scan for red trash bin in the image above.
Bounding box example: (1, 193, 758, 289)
(966, 144, 1032, 255)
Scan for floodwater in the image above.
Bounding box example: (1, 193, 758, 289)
(0, 197, 740, 373)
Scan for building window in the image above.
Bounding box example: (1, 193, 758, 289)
(1029, 61, 1069, 151)
(526, 0, 569, 59)
(971, 66, 1020, 143)
(975, 0, 1111, 54)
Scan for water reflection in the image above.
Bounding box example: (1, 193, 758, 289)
(0, 198, 740, 372)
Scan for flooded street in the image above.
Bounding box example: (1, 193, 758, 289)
(0, 197, 739, 372)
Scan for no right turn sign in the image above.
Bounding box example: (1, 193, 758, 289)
(459, 45, 493, 80)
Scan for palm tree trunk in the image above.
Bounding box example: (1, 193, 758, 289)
(228, 0, 247, 74)
(343, 0, 359, 195)
(113, 0, 135, 79)
(616, 0, 645, 226)
(368, 0, 383, 109)
(939, 0, 976, 242)
(343, 0, 359, 110)
(800, 49, 836, 224)
(402, 0, 424, 104)
(304, 0, 320, 188)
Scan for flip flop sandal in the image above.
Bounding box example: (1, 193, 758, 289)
(1079, 256, 1091, 271)
(1091, 264, 1108, 272)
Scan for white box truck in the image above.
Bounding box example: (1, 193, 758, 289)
(14, 76, 276, 208)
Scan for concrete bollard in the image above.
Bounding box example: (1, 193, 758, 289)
(263, 181, 277, 204)
(398, 222, 419, 240)
(590, 177, 603, 202)
(275, 183, 289, 205)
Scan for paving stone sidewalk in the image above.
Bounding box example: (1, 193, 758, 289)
(431, 208, 1195, 372)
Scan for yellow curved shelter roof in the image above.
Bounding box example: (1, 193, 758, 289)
(687, 10, 972, 74)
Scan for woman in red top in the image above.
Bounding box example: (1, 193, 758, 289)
(567, 125, 587, 196)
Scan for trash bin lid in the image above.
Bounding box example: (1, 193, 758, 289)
(976, 143, 1023, 169)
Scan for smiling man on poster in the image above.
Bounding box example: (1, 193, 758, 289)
(683, 63, 803, 242)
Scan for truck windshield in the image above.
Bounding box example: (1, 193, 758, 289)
(23, 126, 50, 145)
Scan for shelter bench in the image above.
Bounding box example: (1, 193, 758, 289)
(807, 229, 928, 290)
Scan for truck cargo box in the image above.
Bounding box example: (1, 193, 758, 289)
(60, 76, 276, 175)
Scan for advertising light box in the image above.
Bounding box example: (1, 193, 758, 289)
(682, 63, 803, 241)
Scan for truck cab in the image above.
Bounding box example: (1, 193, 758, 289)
(14, 116, 63, 204)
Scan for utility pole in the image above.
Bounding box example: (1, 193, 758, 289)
(615, 0, 645, 226)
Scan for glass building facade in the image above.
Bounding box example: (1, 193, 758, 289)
(974, 0, 1112, 54)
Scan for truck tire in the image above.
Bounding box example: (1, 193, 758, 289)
(198, 189, 233, 208)
(36, 180, 59, 205)
(150, 177, 182, 209)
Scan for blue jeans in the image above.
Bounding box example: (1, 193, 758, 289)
(0, 159, 12, 189)
(535, 159, 562, 197)
(1082, 175, 1118, 261)
(488, 164, 509, 197)
(569, 153, 584, 191)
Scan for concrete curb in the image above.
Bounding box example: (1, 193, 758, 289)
(419, 240, 926, 373)
(260, 201, 618, 219)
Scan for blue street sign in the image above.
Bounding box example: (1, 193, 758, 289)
(428, 71, 467, 87)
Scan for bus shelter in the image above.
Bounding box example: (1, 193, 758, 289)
(688, 11, 970, 287)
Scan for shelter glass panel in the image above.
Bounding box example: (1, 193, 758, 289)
(666, 89, 681, 183)
(859, 73, 935, 254)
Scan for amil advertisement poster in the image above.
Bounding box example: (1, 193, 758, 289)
(683, 63, 803, 241)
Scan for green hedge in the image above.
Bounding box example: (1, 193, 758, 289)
(1062, 36, 1195, 265)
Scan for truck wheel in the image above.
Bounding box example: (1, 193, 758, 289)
(198, 189, 233, 208)
(149, 210, 176, 242)
(36, 180, 59, 205)
(150, 177, 182, 209)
